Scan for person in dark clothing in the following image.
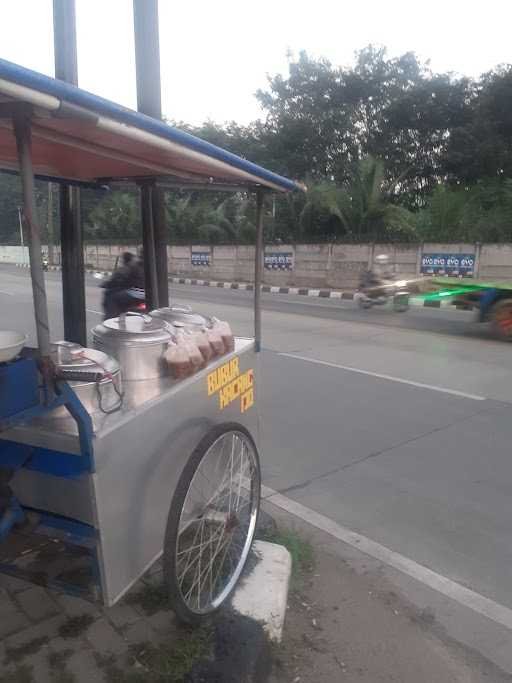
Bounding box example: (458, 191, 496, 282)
(101, 252, 145, 318)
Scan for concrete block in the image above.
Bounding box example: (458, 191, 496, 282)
(231, 540, 292, 642)
(105, 603, 141, 629)
(0, 588, 30, 638)
(3, 615, 65, 651)
(17, 586, 59, 622)
(86, 617, 127, 656)
(123, 618, 156, 645)
(0, 573, 32, 593)
(55, 592, 99, 617)
(66, 649, 105, 683)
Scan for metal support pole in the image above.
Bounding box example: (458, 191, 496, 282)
(13, 113, 51, 362)
(254, 190, 265, 353)
(53, 0, 86, 346)
(133, 0, 168, 307)
(152, 187, 169, 306)
(47, 182, 54, 266)
(140, 184, 158, 311)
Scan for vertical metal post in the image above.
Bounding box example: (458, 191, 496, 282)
(53, 0, 86, 346)
(140, 184, 158, 311)
(133, 0, 168, 307)
(254, 190, 265, 353)
(152, 187, 169, 306)
(13, 113, 51, 361)
(47, 182, 54, 266)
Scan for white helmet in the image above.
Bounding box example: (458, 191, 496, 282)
(375, 254, 390, 265)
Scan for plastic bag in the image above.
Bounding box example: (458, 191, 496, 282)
(212, 317, 235, 353)
(165, 341, 192, 380)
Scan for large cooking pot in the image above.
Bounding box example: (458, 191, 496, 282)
(150, 305, 210, 331)
(92, 313, 172, 380)
(50, 341, 123, 417)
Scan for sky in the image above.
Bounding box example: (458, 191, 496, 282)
(0, 0, 510, 125)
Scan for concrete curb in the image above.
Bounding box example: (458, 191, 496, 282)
(188, 541, 292, 683)
(169, 275, 355, 300)
(13, 264, 446, 309)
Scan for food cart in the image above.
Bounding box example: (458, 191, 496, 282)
(0, 59, 301, 623)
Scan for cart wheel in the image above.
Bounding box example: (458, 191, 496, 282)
(163, 424, 261, 624)
(490, 299, 512, 341)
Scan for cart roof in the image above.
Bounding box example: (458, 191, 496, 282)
(0, 59, 302, 193)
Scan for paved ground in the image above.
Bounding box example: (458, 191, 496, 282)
(2, 264, 512, 678)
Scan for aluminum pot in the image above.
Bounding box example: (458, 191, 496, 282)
(50, 341, 123, 417)
(92, 313, 172, 380)
(150, 305, 210, 331)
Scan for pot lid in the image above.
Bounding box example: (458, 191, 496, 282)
(92, 313, 172, 345)
(51, 341, 120, 381)
(150, 305, 209, 327)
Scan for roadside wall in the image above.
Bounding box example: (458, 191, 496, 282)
(3, 242, 512, 289)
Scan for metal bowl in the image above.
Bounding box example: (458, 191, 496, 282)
(0, 331, 27, 363)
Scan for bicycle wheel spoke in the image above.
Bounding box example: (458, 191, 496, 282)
(174, 430, 260, 615)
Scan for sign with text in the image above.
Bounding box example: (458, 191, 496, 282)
(191, 251, 210, 267)
(421, 253, 475, 277)
(264, 251, 294, 271)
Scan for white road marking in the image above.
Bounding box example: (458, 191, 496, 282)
(261, 484, 512, 632)
(279, 352, 486, 401)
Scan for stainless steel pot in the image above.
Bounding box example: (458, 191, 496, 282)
(50, 341, 123, 417)
(92, 313, 172, 380)
(150, 305, 210, 331)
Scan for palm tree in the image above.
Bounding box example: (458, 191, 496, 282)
(301, 157, 415, 240)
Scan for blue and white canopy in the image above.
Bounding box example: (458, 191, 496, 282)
(0, 59, 301, 192)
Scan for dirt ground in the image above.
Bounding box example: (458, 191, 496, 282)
(269, 539, 512, 683)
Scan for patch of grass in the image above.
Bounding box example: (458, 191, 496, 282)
(124, 583, 169, 616)
(58, 614, 95, 639)
(103, 629, 211, 683)
(0, 664, 34, 683)
(262, 527, 314, 583)
(4, 636, 49, 665)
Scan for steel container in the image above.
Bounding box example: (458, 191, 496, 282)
(44, 341, 123, 420)
(150, 305, 210, 331)
(92, 313, 172, 381)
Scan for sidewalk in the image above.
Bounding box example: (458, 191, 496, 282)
(265, 501, 512, 683)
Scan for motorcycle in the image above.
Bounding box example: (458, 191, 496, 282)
(94, 271, 146, 319)
(355, 278, 410, 313)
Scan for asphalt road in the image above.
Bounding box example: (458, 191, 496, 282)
(2, 264, 512, 670)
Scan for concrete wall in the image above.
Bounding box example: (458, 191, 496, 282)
(3, 242, 512, 289)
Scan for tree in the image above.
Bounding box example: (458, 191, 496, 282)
(300, 157, 415, 241)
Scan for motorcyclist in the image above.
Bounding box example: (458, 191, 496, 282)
(101, 251, 145, 319)
(360, 254, 395, 294)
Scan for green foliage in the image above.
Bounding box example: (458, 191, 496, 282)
(417, 179, 512, 242)
(299, 158, 415, 241)
(1, 46, 512, 245)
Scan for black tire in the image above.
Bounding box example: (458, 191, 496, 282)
(490, 298, 512, 341)
(163, 424, 261, 625)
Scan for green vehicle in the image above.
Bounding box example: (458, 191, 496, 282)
(421, 277, 512, 340)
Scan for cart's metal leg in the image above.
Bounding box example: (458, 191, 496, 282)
(254, 190, 265, 353)
(13, 110, 52, 365)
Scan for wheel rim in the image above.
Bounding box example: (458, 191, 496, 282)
(175, 431, 259, 614)
(495, 305, 512, 337)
